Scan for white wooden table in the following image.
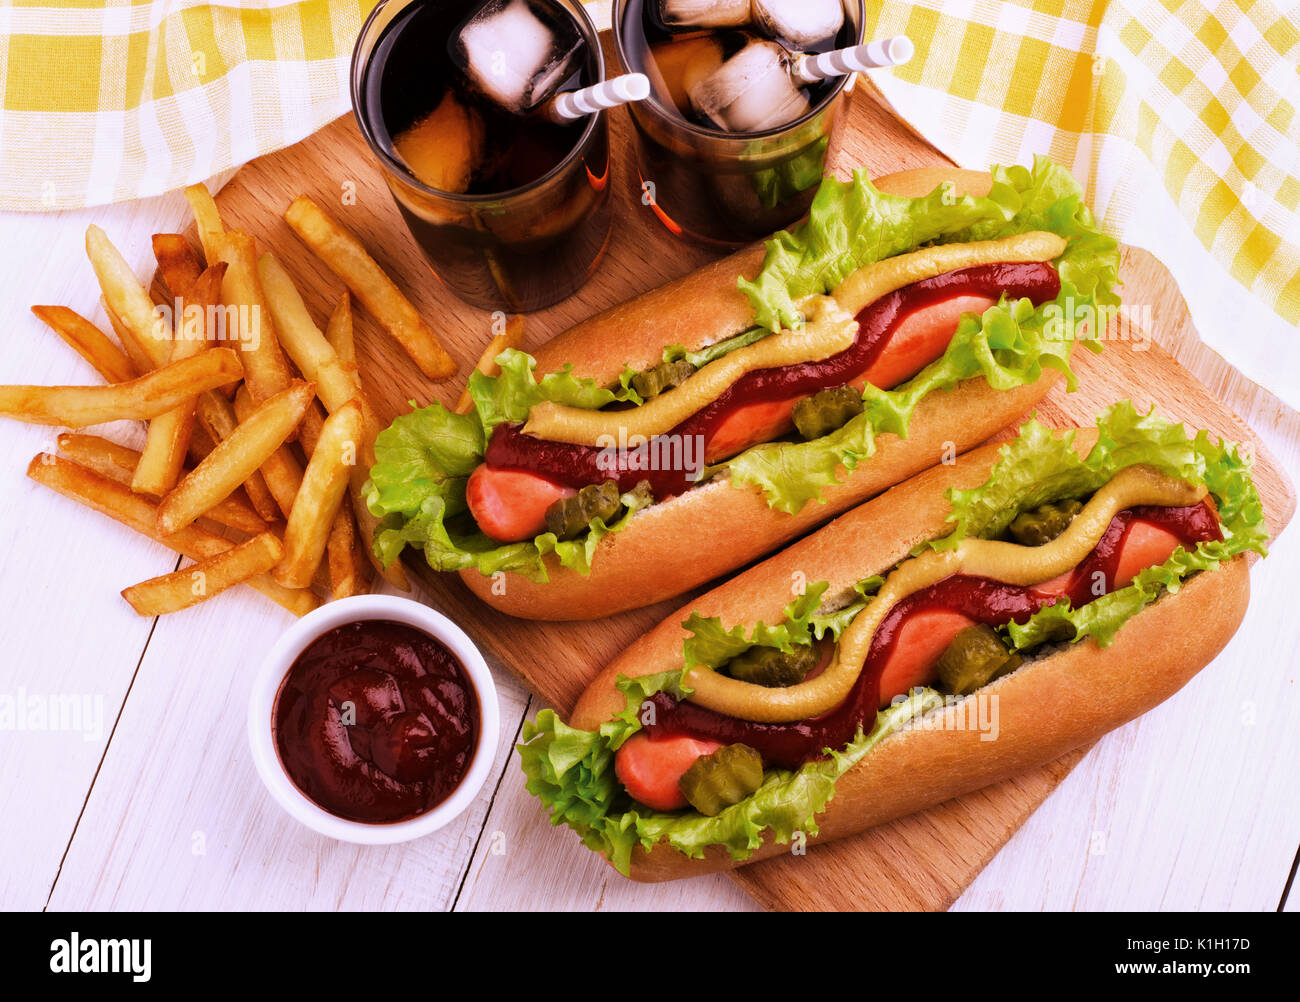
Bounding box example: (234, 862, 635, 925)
(1, 188, 1297, 913)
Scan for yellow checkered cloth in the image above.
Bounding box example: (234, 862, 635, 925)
(864, 0, 1300, 407)
(0, 0, 377, 211)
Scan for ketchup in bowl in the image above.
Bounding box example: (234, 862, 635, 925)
(272, 619, 480, 825)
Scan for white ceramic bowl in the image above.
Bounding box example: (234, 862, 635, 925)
(248, 594, 500, 844)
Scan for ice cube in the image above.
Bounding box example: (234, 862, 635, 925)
(658, 0, 751, 31)
(688, 39, 810, 132)
(648, 35, 725, 114)
(393, 90, 485, 193)
(452, 0, 584, 114)
(753, 0, 844, 48)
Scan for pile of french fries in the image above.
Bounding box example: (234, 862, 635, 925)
(4, 184, 461, 618)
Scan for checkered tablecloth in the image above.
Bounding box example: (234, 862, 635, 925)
(0, 0, 376, 212)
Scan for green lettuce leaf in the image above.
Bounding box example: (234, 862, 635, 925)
(681, 582, 829, 671)
(997, 405, 1268, 649)
(614, 327, 779, 397)
(739, 155, 1117, 332)
(720, 156, 1121, 513)
(667, 327, 773, 370)
(809, 575, 885, 639)
(369, 470, 654, 583)
(365, 375, 653, 580)
(519, 678, 943, 876)
(933, 400, 1263, 549)
(467, 347, 640, 430)
(680, 575, 885, 673)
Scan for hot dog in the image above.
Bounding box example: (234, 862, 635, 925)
(366, 157, 1121, 620)
(518, 403, 1268, 880)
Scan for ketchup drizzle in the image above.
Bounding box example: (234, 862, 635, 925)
(484, 261, 1061, 499)
(641, 502, 1222, 768)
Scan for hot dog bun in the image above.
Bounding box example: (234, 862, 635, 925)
(567, 431, 1252, 881)
(530, 168, 995, 386)
(460, 371, 1059, 619)
(457, 167, 1060, 619)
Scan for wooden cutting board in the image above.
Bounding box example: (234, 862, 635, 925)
(199, 71, 1294, 911)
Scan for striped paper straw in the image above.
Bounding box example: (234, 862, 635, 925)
(544, 73, 651, 122)
(791, 35, 915, 85)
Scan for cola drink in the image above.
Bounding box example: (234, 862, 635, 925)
(352, 0, 612, 312)
(616, 0, 861, 247)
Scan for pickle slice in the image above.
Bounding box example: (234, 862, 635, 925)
(724, 643, 818, 687)
(936, 623, 1022, 696)
(1008, 498, 1084, 546)
(678, 743, 764, 816)
(544, 480, 621, 541)
(791, 384, 864, 440)
(631, 358, 697, 400)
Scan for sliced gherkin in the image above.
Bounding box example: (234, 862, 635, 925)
(936, 623, 1022, 696)
(724, 643, 818, 688)
(791, 384, 864, 440)
(678, 743, 764, 817)
(1007, 498, 1084, 546)
(543, 479, 652, 541)
(631, 358, 697, 400)
(544, 480, 622, 541)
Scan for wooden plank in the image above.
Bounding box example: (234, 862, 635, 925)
(46, 576, 531, 911)
(0, 192, 199, 910)
(184, 72, 1296, 910)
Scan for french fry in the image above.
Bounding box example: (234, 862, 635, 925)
(152, 233, 203, 298)
(27, 454, 316, 617)
(214, 230, 294, 405)
(121, 531, 284, 616)
(194, 390, 280, 521)
(31, 306, 138, 384)
(57, 433, 268, 536)
(326, 506, 370, 600)
(275, 400, 363, 588)
(297, 399, 327, 455)
(454, 313, 525, 414)
(157, 380, 314, 535)
(253, 250, 407, 589)
(233, 383, 303, 519)
(296, 394, 405, 590)
(284, 196, 457, 380)
(324, 292, 356, 368)
(133, 263, 226, 495)
(101, 298, 156, 374)
(56, 432, 150, 484)
(203, 491, 270, 536)
(257, 253, 374, 419)
(85, 224, 172, 370)
(0, 347, 242, 427)
(149, 275, 171, 310)
(188, 418, 218, 460)
(183, 183, 225, 265)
